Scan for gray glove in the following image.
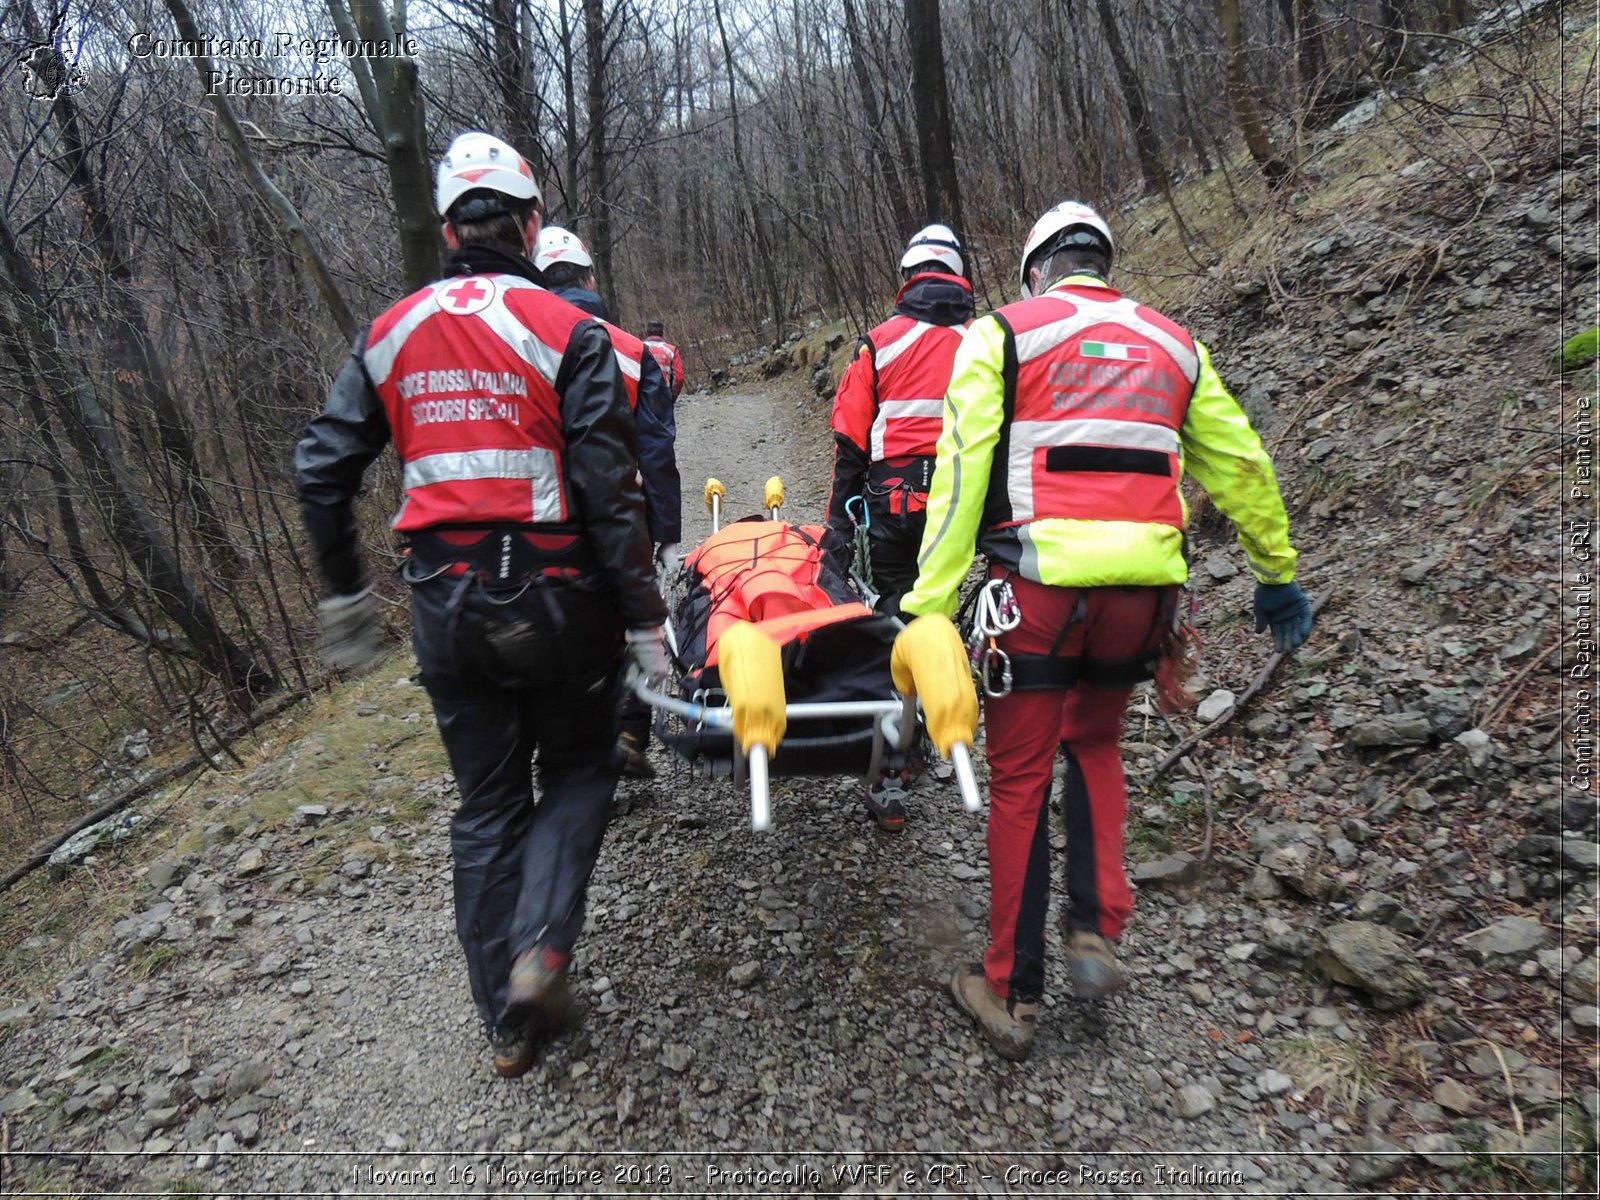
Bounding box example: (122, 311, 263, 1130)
(317, 588, 384, 674)
(656, 542, 682, 577)
(625, 625, 672, 684)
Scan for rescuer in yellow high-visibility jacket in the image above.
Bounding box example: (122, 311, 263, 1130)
(899, 200, 1313, 1063)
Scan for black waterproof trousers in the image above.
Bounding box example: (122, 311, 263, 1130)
(410, 574, 623, 1036)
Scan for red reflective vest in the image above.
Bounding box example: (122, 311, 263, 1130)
(363, 274, 587, 531)
(602, 321, 645, 410)
(835, 278, 970, 463)
(991, 284, 1199, 530)
(643, 337, 684, 398)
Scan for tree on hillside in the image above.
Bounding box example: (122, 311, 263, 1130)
(905, 0, 963, 233)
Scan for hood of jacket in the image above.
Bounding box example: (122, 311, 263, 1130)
(892, 271, 975, 327)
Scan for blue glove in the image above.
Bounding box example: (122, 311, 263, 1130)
(1254, 582, 1314, 653)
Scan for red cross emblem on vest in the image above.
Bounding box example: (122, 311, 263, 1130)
(438, 277, 495, 316)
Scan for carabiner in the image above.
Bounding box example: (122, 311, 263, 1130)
(845, 494, 870, 530)
(982, 644, 1013, 698)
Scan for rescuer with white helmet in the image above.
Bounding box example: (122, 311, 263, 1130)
(822, 222, 975, 830)
(296, 130, 669, 1079)
(897, 199, 1313, 1060)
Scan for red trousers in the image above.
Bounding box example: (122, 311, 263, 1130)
(981, 572, 1176, 1001)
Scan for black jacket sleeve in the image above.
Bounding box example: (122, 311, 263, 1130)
(557, 320, 669, 630)
(294, 340, 391, 597)
(634, 352, 683, 545)
(822, 432, 870, 575)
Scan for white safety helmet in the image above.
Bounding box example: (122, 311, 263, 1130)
(900, 223, 964, 277)
(435, 131, 541, 220)
(1019, 201, 1115, 298)
(533, 226, 594, 274)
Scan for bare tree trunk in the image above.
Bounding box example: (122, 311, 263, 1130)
(843, 0, 914, 235)
(1215, 0, 1290, 185)
(491, 0, 538, 157)
(1158, 14, 1214, 175)
(583, 0, 615, 316)
(168, 0, 357, 339)
(0, 217, 277, 704)
(713, 0, 784, 334)
(904, 0, 964, 232)
(348, 0, 442, 289)
(1092, 0, 1171, 197)
(1293, 0, 1329, 111)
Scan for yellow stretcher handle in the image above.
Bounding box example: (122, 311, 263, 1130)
(704, 478, 726, 512)
(719, 622, 787, 755)
(763, 476, 785, 511)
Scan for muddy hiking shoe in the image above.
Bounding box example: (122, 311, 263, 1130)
(489, 1023, 538, 1079)
(502, 945, 574, 1042)
(1063, 929, 1125, 1000)
(617, 731, 655, 779)
(949, 964, 1037, 1061)
(865, 772, 908, 831)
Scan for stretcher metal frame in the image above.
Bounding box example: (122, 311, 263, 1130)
(630, 476, 981, 832)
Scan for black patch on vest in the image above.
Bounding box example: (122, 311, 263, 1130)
(1044, 445, 1171, 476)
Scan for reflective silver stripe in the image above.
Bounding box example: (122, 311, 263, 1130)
(362, 276, 569, 388)
(1005, 418, 1181, 521)
(873, 320, 934, 371)
(869, 397, 945, 461)
(401, 447, 564, 522)
(363, 286, 446, 384)
(1014, 295, 1199, 381)
(473, 279, 568, 384)
(614, 347, 641, 382)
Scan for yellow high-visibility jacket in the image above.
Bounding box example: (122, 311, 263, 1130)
(900, 277, 1298, 619)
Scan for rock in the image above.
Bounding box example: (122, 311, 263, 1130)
(235, 848, 265, 877)
(1261, 842, 1332, 900)
(1243, 867, 1285, 900)
(0, 1004, 33, 1030)
(0, 1087, 38, 1116)
(224, 1057, 272, 1098)
(1196, 689, 1236, 722)
(1347, 712, 1432, 747)
(1175, 1084, 1215, 1118)
(289, 980, 313, 997)
(1258, 1069, 1293, 1097)
(256, 951, 291, 976)
(728, 961, 762, 986)
(1454, 916, 1548, 966)
(1454, 728, 1492, 768)
(145, 856, 189, 892)
(1131, 852, 1199, 887)
(1413, 1132, 1468, 1168)
(1316, 921, 1429, 1010)
(1431, 1077, 1481, 1115)
(143, 1105, 183, 1131)
(1564, 956, 1598, 1002)
(1345, 1133, 1409, 1185)
(616, 1086, 637, 1126)
(659, 1044, 695, 1073)
(1202, 553, 1238, 581)
(1570, 1005, 1599, 1030)
(1306, 437, 1335, 462)
(295, 804, 328, 822)
(1562, 840, 1600, 871)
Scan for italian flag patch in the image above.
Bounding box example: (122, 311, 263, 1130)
(1081, 341, 1149, 361)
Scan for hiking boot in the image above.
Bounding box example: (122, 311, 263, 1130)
(502, 945, 573, 1035)
(617, 731, 655, 779)
(865, 773, 907, 832)
(489, 1024, 537, 1079)
(1064, 929, 1125, 1000)
(949, 964, 1036, 1061)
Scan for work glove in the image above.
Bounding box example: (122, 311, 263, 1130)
(655, 542, 682, 578)
(890, 614, 980, 757)
(625, 625, 673, 684)
(718, 621, 786, 754)
(1254, 582, 1314, 654)
(317, 588, 384, 674)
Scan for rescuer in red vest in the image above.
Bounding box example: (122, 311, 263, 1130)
(535, 226, 683, 781)
(294, 131, 670, 1079)
(823, 223, 974, 830)
(898, 201, 1314, 1060)
(642, 318, 685, 400)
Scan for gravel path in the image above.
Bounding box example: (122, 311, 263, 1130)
(0, 384, 1432, 1196)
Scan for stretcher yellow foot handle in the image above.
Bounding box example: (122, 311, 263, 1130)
(705, 478, 725, 532)
(764, 476, 785, 518)
(719, 621, 787, 831)
(891, 614, 983, 814)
